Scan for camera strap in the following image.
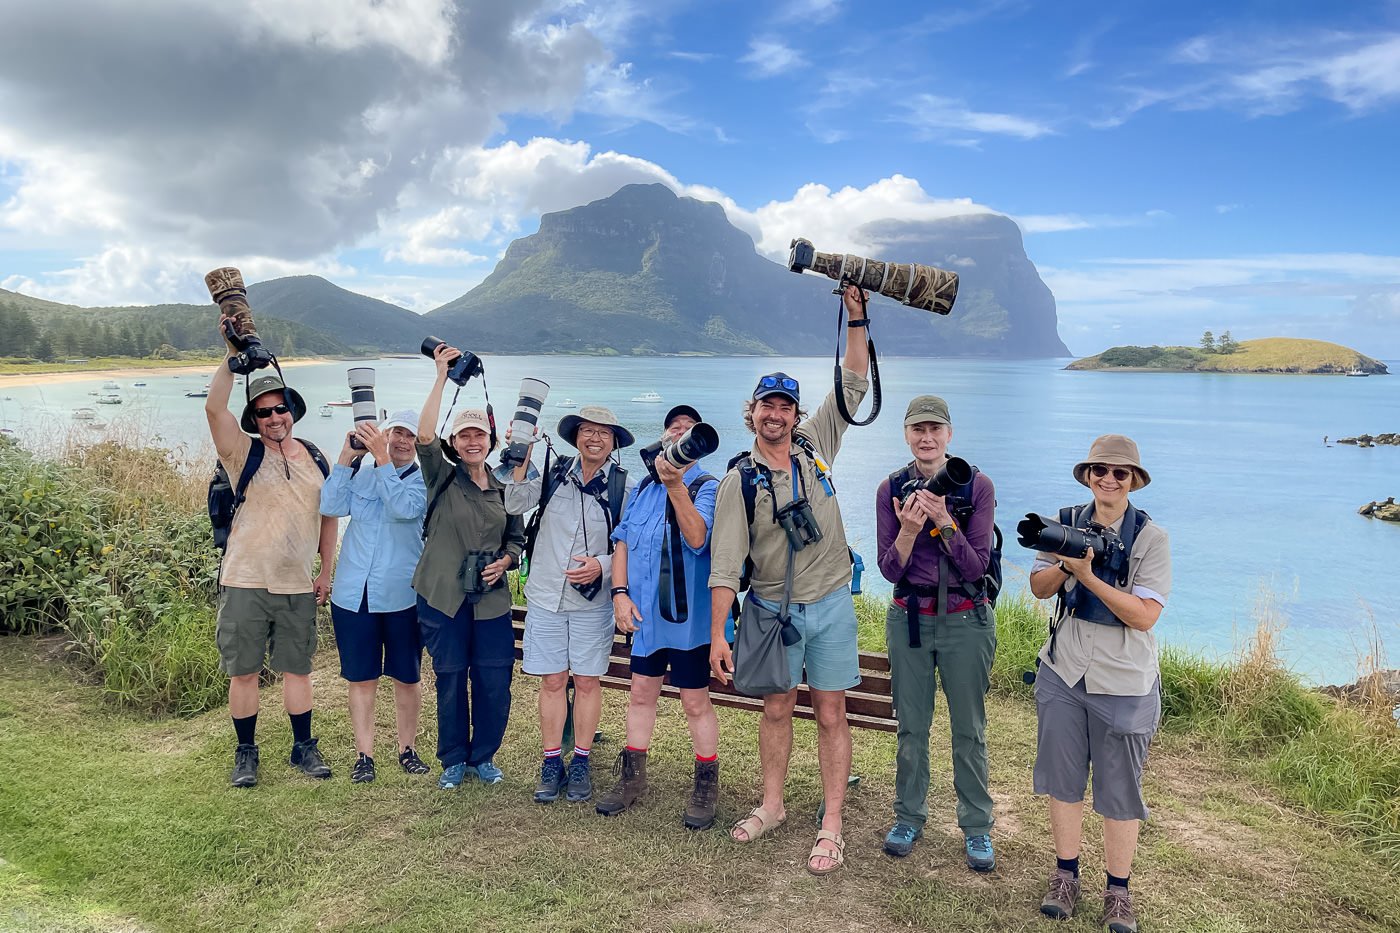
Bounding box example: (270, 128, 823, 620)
(832, 286, 882, 426)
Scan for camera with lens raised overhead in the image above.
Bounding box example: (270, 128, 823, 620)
(494, 378, 549, 481)
(898, 456, 973, 501)
(1016, 513, 1127, 576)
(345, 367, 378, 450)
(420, 336, 484, 387)
(787, 238, 960, 316)
(205, 267, 276, 375)
(638, 422, 720, 481)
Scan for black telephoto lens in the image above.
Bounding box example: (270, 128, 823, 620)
(663, 422, 720, 469)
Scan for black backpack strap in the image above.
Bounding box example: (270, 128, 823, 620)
(658, 473, 718, 623)
(421, 469, 458, 540)
(233, 440, 266, 506)
(297, 439, 330, 478)
(606, 464, 627, 530)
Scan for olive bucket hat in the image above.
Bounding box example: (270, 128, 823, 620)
(558, 405, 635, 449)
(240, 374, 307, 434)
(1073, 434, 1151, 488)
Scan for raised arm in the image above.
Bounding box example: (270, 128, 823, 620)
(204, 317, 244, 460)
(417, 343, 457, 445)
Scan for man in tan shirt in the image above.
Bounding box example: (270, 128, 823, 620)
(708, 284, 870, 876)
(206, 315, 337, 789)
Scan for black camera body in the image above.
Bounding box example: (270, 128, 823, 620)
(421, 336, 484, 387)
(898, 456, 973, 501)
(572, 577, 603, 601)
(222, 320, 275, 375)
(1016, 513, 1127, 576)
(638, 422, 720, 481)
(460, 549, 504, 602)
(776, 497, 822, 552)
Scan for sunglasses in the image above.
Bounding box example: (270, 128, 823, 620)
(253, 403, 291, 419)
(757, 375, 799, 392)
(1089, 464, 1134, 482)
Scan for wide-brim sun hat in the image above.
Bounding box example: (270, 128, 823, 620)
(1073, 433, 1151, 488)
(558, 405, 634, 449)
(240, 374, 307, 434)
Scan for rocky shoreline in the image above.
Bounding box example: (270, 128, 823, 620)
(1337, 433, 1400, 447)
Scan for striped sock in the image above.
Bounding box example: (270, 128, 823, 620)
(543, 747, 562, 761)
(573, 746, 590, 760)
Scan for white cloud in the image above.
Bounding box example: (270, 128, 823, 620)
(900, 94, 1055, 140)
(741, 39, 808, 78)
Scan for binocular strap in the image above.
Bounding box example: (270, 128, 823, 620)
(658, 499, 689, 623)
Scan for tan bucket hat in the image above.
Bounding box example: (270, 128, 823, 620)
(558, 406, 635, 449)
(1073, 434, 1150, 488)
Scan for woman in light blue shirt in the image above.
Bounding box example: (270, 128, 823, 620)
(320, 409, 428, 783)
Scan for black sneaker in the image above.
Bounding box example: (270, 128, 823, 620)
(351, 753, 376, 783)
(565, 755, 593, 802)
(230, 743, 259, 788)
(534, 756, 566, 804)
(399, 747, 431, 775)
(290, 737, 332, 779)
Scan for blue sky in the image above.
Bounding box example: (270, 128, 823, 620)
(1, 0, 1398, 355)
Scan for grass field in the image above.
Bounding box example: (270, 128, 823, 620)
(3, 633, 1398, 933)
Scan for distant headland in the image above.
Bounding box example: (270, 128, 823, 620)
(1068, 337, 1389, 375)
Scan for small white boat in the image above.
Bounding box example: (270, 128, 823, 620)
(96, 394, 123, 405)
(319, 405, 334, 418)
(184, 388, 209, 398)
(101, 380, 120, 390)
(556, 398, 578, 409)
(1346, 369, 1370, 377)
(73, 408, 98, 422)
(631, 391, 663, 403)
(326, 399, 353, 407)
(87, 390, 99, 396)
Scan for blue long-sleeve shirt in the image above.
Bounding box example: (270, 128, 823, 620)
(320, 459, 427, 613)
(610, 462, 717, 656)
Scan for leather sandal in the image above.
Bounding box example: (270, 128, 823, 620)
(730, 805, 785, 843)
(806, 829, 846, 876)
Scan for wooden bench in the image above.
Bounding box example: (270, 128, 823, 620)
(509, 605, 896, 731)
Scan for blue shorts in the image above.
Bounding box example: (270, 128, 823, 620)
(750, 584, 860, 692)
(330, 591, 422, 684)
(630, 643, 712, 690)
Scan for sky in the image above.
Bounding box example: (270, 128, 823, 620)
(1, 0, 1398, 357)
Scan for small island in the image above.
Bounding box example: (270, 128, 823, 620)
(1068, 336, 1389, 375)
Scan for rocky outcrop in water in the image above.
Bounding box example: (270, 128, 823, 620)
(1358, 498, 1400, 522)
(1337, 433, 1400, 447)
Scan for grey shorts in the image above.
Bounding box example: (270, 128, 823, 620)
(216, 586, 318, 677)
(1032, 665, 1160, 822)
(522, 604, 614, 677)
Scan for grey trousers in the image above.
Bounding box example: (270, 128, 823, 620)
(886, 603, 996, 835)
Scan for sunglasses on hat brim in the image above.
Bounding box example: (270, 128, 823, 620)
(757, 375, 799, 393)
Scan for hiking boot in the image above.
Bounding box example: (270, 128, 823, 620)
(595, 749, 648, 816)
(1040, 868, 1080, 920)
(439, 762, 468, 789)
(533, 757, 566, 804)
(565, 755, 594, 802)
(473, 760, 504, 785)
(682, 758, 720, 830)
(965, 833, 995, 872)
(290, 738, 332, 779)
(350, 753, 376, 784)
(1101, 887, 1138, 933)
(399, 747, 430, 775)
(883, 822, 922, 858)
(230, 743, 259, 788)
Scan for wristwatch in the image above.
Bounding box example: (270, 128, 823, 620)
(610, 585, 630, 597)
(847, 318, 870, 328)
(938, 524, 956, 541)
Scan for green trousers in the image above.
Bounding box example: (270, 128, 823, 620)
(886, 602, 996, 835)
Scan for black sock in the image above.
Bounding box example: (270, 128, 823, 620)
(1107, 872, 1129, 890)
(1057, 856, 1080, 878)
(289, 710, 312, 744)
(233, 714, 257, 746)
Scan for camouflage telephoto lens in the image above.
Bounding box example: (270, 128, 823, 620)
(787, 238, 960, 316)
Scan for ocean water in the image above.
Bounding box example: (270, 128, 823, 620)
(3, 355, 1397, 685)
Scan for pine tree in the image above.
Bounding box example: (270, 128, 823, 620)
(1219, 330, 1239, 354)
(1200, 330, 1217, 353)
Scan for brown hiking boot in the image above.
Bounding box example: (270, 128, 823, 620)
(1101, 887, 1137, 933)
(594, 749, 647, 816)
(682, 758, 720, 830)
(1039, 868, 1080, 920)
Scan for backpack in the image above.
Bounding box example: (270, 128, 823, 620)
(208, 439, 330, 552)
(521, 451, 628, 567)
(886, 462, 1003, 608)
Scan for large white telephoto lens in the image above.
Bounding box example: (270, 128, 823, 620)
(497, 377, 549, 473)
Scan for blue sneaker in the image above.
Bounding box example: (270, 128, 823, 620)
(533, 757, 566, 803)
(565, 755, 593, 802)
(473, 760, 504, 784)
(883, 822, 922, 858)
(965, 833, 995, 872)
(438, 762, 468, 789)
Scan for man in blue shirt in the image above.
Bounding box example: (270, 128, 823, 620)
(597, 405, 721, 829)
(320, 409, 430, 783)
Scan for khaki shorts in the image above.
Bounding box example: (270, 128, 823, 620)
(216, 586, 318, 677)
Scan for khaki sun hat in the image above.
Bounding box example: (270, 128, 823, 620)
(1073, 434, 1151, 488)
(904, 395, 951, 427)
(558, 406, 635, 449)
(240, 373, 307, 434)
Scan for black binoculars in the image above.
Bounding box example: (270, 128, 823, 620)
(460, 550, 503, 601)
(776, 497, 822, 552)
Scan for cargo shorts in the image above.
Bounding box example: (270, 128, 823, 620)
(216, 586, 318, 677)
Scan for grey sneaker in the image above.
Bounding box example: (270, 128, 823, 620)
(230, 743, 259, 788)
(1040, 868, 1080, 920)
(1101, 887, 1138, 933)
(533, 757, 566, 804)
(565, 755, 593, 802)
(289, 737, 332, 779)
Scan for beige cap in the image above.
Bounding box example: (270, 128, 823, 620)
(448, 408, 492, 440)
(904, 395, 951, 426)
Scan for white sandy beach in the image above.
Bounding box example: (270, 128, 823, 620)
(0, 358, 329, 389)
